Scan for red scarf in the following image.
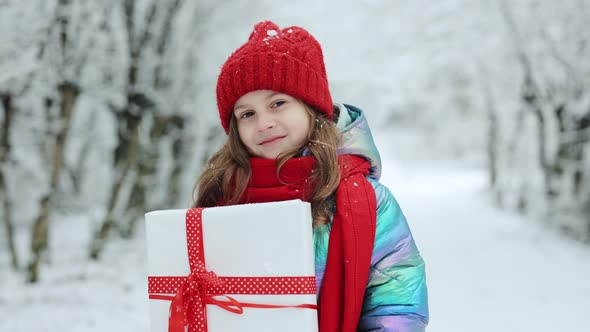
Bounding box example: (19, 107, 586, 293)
(239, 155, 377, 332)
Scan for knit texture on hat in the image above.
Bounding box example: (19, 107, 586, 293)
(216, 21, 333, 133)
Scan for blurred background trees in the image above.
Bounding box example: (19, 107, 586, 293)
(0, 0, 588, 283)
(0, 0, 229, 282)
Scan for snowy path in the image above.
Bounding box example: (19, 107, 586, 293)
(3, 144, 590, 332)
(378, 143, 590, 332)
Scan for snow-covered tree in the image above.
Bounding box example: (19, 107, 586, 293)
(489, 0, 590, 239)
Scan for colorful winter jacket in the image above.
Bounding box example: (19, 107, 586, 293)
(313, 104, 429, 331)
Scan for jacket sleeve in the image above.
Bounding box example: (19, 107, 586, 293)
(358, 178, 429, 331)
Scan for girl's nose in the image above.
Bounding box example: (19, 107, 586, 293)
(256, 113, 275, 131)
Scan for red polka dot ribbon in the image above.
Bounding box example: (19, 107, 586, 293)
(148, 208, 318, 332)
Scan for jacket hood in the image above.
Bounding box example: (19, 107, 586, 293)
(334, 103, 381, 180)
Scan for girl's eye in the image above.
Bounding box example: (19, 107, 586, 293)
(271, 100, 286, 108)
(240, 111, 254, 119)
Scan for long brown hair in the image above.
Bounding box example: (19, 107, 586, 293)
(193, 102, 341, 226)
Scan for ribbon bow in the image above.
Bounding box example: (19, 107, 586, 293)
(168, 268, 247, 332)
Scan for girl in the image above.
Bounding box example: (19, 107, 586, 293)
(194, 21, 429, 332)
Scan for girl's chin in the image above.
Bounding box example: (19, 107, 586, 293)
(252, 148, 288, 159)
(250, 145, 292, 159)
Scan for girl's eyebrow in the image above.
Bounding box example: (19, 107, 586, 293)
(234, 92, 284, 112)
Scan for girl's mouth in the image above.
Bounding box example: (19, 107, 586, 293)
(260, 136, 285, 145)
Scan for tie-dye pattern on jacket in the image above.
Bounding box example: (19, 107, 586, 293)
(314, 104, 429, 331)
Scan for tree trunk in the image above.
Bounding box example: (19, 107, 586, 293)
(88, 0, 158, 260)
(93, 0, 187, 244)
(119, 113, 186, 237)
(166, 115, 187, 208)
(118, 132, 148, 239)
(573, 112, 590, 195)
(479, 66, 499, 189)
(89, 109, 141, 258)
(499, 0, 551, 203)
(27, 82, 78, 282)
(0, 93, 19, 270)
(574, 112, 590, 239)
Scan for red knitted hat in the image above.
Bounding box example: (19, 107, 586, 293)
(216, 21, 333, 133)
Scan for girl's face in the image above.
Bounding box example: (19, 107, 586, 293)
(233, 90, 311, 159)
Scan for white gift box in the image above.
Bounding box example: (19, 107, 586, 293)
(145, 199, 318, 332)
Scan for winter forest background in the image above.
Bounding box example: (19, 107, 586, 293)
(1, 0, 589, 331)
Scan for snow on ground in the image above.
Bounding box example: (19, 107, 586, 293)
(374, 132, 590, 332)
(2, 131, 589, 332)
(0, 216, 149, 331)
